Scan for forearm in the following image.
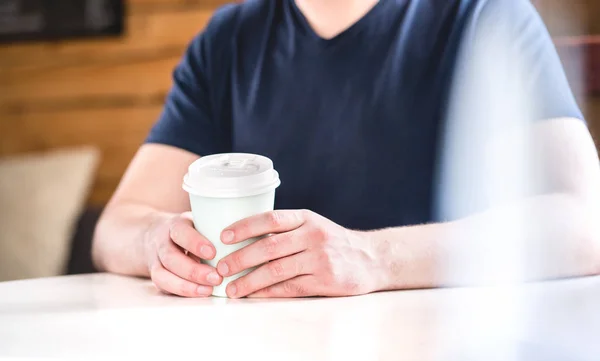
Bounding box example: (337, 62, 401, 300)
(92, 202, 175, 277)
(368, 193, 600, 290)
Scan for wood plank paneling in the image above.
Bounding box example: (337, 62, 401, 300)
(0, 2, 223, 204)
(535, 0, 600, 151)
(585, 96, 600, 142)
(0, 9, 212, 70)
(534, 0, 600, 36)
(556, 36, 600, 96)
(0, 106, 163, 205)
(1, 55, 179, 110)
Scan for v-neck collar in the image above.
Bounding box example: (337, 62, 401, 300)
(288, 0, 391, 47)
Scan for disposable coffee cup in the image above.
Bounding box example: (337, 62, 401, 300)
(182, 153, 281, 297)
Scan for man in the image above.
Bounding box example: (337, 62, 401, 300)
(92, 0, 600, 298)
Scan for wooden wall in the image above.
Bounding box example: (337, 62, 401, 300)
(535, 0, 600, 36)
(0, 0, 227, 205)
(534, 0, 600, 142)
(0, 0, 598, 206)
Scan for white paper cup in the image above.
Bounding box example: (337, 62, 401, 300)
(182, 153, 280, 297)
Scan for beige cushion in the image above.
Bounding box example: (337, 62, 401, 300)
(0, 147, 100, 282)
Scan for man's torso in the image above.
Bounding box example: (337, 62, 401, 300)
(210, 0, 478, 229)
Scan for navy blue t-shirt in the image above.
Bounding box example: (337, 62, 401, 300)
(147, 0, 582, 230)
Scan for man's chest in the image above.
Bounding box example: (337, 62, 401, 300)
(228, 42, 448, 155)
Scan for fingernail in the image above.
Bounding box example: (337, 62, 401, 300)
(197, 285, 212, 296)
(207, 272, 221, 285)
(221, 230, 234, 243)
(217, 262, 229, 276)
(228, 284, 237, 298)
(200, 245, 213, 259)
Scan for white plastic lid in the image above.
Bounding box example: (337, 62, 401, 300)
(182, 153, 281, 198)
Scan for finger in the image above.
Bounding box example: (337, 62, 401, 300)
(170, 216, 216, 260)
(157, 242, 222, 286)
(247, 275, 316, 298)
(217, 229, 308, 277)
(226, 252, 313, 298)
(221, 210, 307, 245)
(150, 262, 213, 297)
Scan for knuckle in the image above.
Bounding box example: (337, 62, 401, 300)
(149, 269, 169, 294)
(256, 285, 273, 297)
(188, 265, 203, 283)
(342, 277, 360, 293)
(149, 264, 161, 280)
(160, 249, 176, 269)
(164, 216, 178, 231)
(190, 237, 205, 257)
(263, 235, 282, 256)
(180, 282, 197, 297)
(230, 252, 246, 271)
(156, 242, 168, 258)
(170, 218, 193, 239)
(294, 259, 304, 275)
(268, 210, 283, 228)
(169, 222, 184, 242)
(235, 222, 251, 238)
(293, 209, 306, 223)
(283, 281, 306, 296)
(282, 281, 295, 294)
(268, 260, 286, 278)
(310, 227, 329, 243)
(299, 209, 312, 220)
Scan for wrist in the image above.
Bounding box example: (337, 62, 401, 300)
(369, 223, 452, 291)
(356, 229, 397, 293)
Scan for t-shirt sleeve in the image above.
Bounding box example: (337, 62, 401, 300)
(505, 0, 584, 122)
(437, 0, 585, 220)
(145, 5, 237, 156)
(451, 0, 584, 125)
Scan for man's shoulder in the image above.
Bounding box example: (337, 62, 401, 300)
(204, 0, 275, 39)
(466, 0, 543, 38)
(184, 0, 275, 71)
(471, 0, 539, 22)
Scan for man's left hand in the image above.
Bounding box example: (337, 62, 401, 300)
(215, 210, 385, 298)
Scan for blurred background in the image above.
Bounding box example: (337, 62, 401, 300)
(0, 0, 598, 282)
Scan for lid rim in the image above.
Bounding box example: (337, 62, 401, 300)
(182, 153, 280, 198)
(182, 179, 280, 198)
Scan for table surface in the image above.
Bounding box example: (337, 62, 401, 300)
(0, 274, 599, 360)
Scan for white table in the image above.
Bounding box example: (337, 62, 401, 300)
(0, 274, 599, 360)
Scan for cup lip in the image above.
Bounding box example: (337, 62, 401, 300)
(182, 153, 280, 198)
(182, 173, 281, 198)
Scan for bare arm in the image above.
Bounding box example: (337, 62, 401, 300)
(372, 192, 600, 289)
(372, 118, 600, 289)
(92, 144, 223, 296)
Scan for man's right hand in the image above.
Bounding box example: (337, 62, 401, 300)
(145, 212, 222, 297)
